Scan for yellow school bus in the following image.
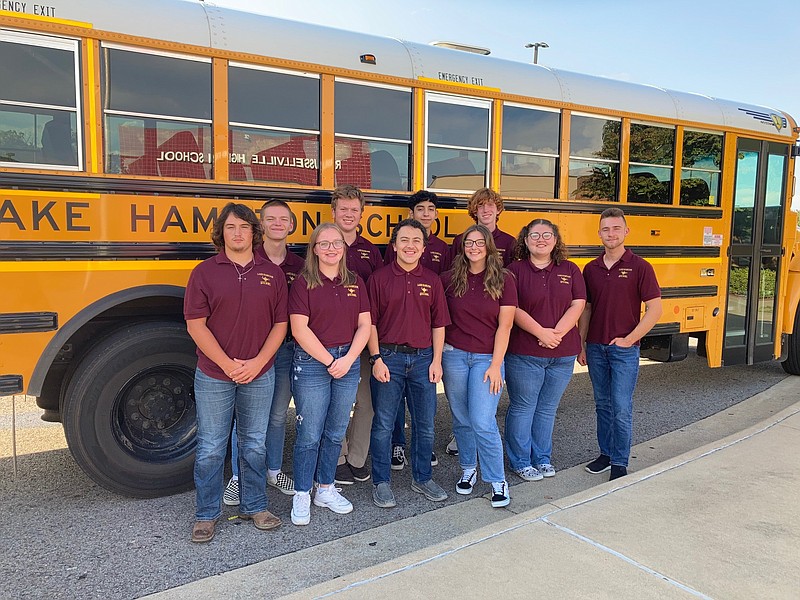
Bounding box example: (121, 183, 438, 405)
(1, 0, 798, 496)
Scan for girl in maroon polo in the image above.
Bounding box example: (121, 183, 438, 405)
(288, 223, 371, 526)
(441, 224, 517, 507)
(505, 219, 586, 482)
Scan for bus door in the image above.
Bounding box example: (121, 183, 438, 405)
(723, 139, 789, 365)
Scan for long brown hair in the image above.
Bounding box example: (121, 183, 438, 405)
(448, 224, 507, 300)
(211, 203, 263, 251)
(514, 218, 568, 264)
(301, 223, 355, 289)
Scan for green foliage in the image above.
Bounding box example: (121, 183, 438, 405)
(728, 265, 775, 297)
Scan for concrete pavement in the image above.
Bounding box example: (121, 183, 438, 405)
(148, 377, 800, 599)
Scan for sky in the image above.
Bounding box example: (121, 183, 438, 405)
(209, 0, 800, 124)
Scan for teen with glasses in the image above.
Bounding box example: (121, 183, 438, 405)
(504, 218, 586, 482)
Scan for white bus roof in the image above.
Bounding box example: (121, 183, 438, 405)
(8, 0, 796, 139)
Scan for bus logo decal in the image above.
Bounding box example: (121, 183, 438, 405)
(738, 108, 786, 131)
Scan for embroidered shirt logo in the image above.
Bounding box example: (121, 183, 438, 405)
(417, 282, 431, 297)
(259, 273, 274, 286)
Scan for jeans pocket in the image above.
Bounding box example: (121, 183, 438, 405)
(294, 348, 314, 363)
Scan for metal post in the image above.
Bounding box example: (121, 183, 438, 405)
(11, 394, 18, 476)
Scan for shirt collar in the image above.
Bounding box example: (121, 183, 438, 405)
(215, 250, 265, 266)
(390, 260, 424, 277)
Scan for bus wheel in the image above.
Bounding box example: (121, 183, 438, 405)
(62, 321, 198, 497)
(782, 308, 800, 375)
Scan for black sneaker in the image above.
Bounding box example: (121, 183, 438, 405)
(609, 465, 627, 480)
(334, 463, 354, 485)
(391, 445, 406, 471)
(431, 452, 438, 466)
(584, 454, 611, 474)
(348, 462, 371, 482)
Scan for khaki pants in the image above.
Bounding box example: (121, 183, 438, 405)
(338, 351, 373, 469)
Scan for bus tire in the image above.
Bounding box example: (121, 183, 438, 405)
(62, 321, 198, 497)
(782, 309, 800, 375)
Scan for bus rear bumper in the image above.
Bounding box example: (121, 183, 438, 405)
(0, 375, 23, 395)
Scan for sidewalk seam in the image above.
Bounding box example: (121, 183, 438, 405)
(540, 518, 712, 599)
(309, 404, 800, 598)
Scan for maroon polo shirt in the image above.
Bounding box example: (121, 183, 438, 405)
(255, 244, 305, 287)
(441, 270, 518, 354)
(384, 234, 451, 274)
(288, 274, 370, 348)
(451, 227, 517, 267)
(346, 235, 383, 283)
(508, 259, 587, 358)
(368, 262, 451, 349)
(583, 249, 661, 346)
(184, 251, 288, 380)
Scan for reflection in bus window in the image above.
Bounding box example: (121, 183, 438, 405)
(426, 94, 490, 191)
(500, 105, 559, 198)
(0, 32, 81, 169)
(732, 150, 758, 244)
(102, 47, 212, 178)
(569, 115, 620, 201)
(627, 123, 674, 204)
(334, 80, 411, 191)
(228, 64, 320, 184)
(762, 149, 787, 246)
(680, 131, 722, 206)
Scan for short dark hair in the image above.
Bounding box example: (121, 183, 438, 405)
(390, 218, 429, 247)
(260, 198, 292, 216)
(408, 190, 439, 210)
(600, 207, 626, 224)
(211, 203, 263, 251)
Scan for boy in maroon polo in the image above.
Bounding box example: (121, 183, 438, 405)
(578, 207, 662, 480)
(450, 188, 517, 267)
(384, 190, 450, 273)
(184, 202, 288, 543)
(331, 185, 383, 485)
(225, 199, 304, 505)
(367, 219, 451, 508)
(384, 190, 450, 469)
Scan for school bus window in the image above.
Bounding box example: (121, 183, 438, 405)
(500, 104, 559, 198)
(680, 130, 722, 206)
(101, 46, 212, 179)
(627, 123, 674, 205)
(228, 64, 320, 185)
(0, 32, 81, 169)
(568, 114, 620, 201)
(426, 94, 491, 192)
(334, 80, 411, 191)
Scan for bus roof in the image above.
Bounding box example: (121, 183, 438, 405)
(9, 0, 796, 139)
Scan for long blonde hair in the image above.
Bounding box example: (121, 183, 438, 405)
(448, 224, 507, 300)
(302, 223, 356, 289)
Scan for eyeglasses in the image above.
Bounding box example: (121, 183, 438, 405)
(463, 239, 487, 248)
(528, 232, 554, 241)
(315, 239, 345, 250)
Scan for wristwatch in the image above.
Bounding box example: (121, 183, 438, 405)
(368, 353, 382, 365)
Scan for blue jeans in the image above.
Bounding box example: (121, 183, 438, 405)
(370, 347, 437, 485)
(585, 343, 640, 467)
(194, 367, 274, 521)
(442, 346, 505, 483)
(504, 353, 575, 471)
(291, 344, 360, 492)
(392, 397, 408, 446)
(230, 340, 294, 476)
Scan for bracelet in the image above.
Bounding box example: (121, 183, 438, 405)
(326, 357, 336, 368)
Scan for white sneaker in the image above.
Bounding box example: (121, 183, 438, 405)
(536, 463, 556, 478)
(223, 477, 239, 506)
(514, 465, 543, 482)
(313, 485, 353, 514)
(491, 480, 510, 508)
(291, 491, 311, 526)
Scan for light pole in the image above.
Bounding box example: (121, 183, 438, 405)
(525, 42, 549, 64)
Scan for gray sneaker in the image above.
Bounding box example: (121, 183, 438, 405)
(411, 478, 448, 502)
(372, 482, 396, 508)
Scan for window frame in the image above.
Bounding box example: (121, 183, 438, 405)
(568, 111, 622, 201)
(500, 102, 560, 198)
(0, 29, 83, 171)
(679, 127, 724, 207)
(626, 120, 676, 205)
